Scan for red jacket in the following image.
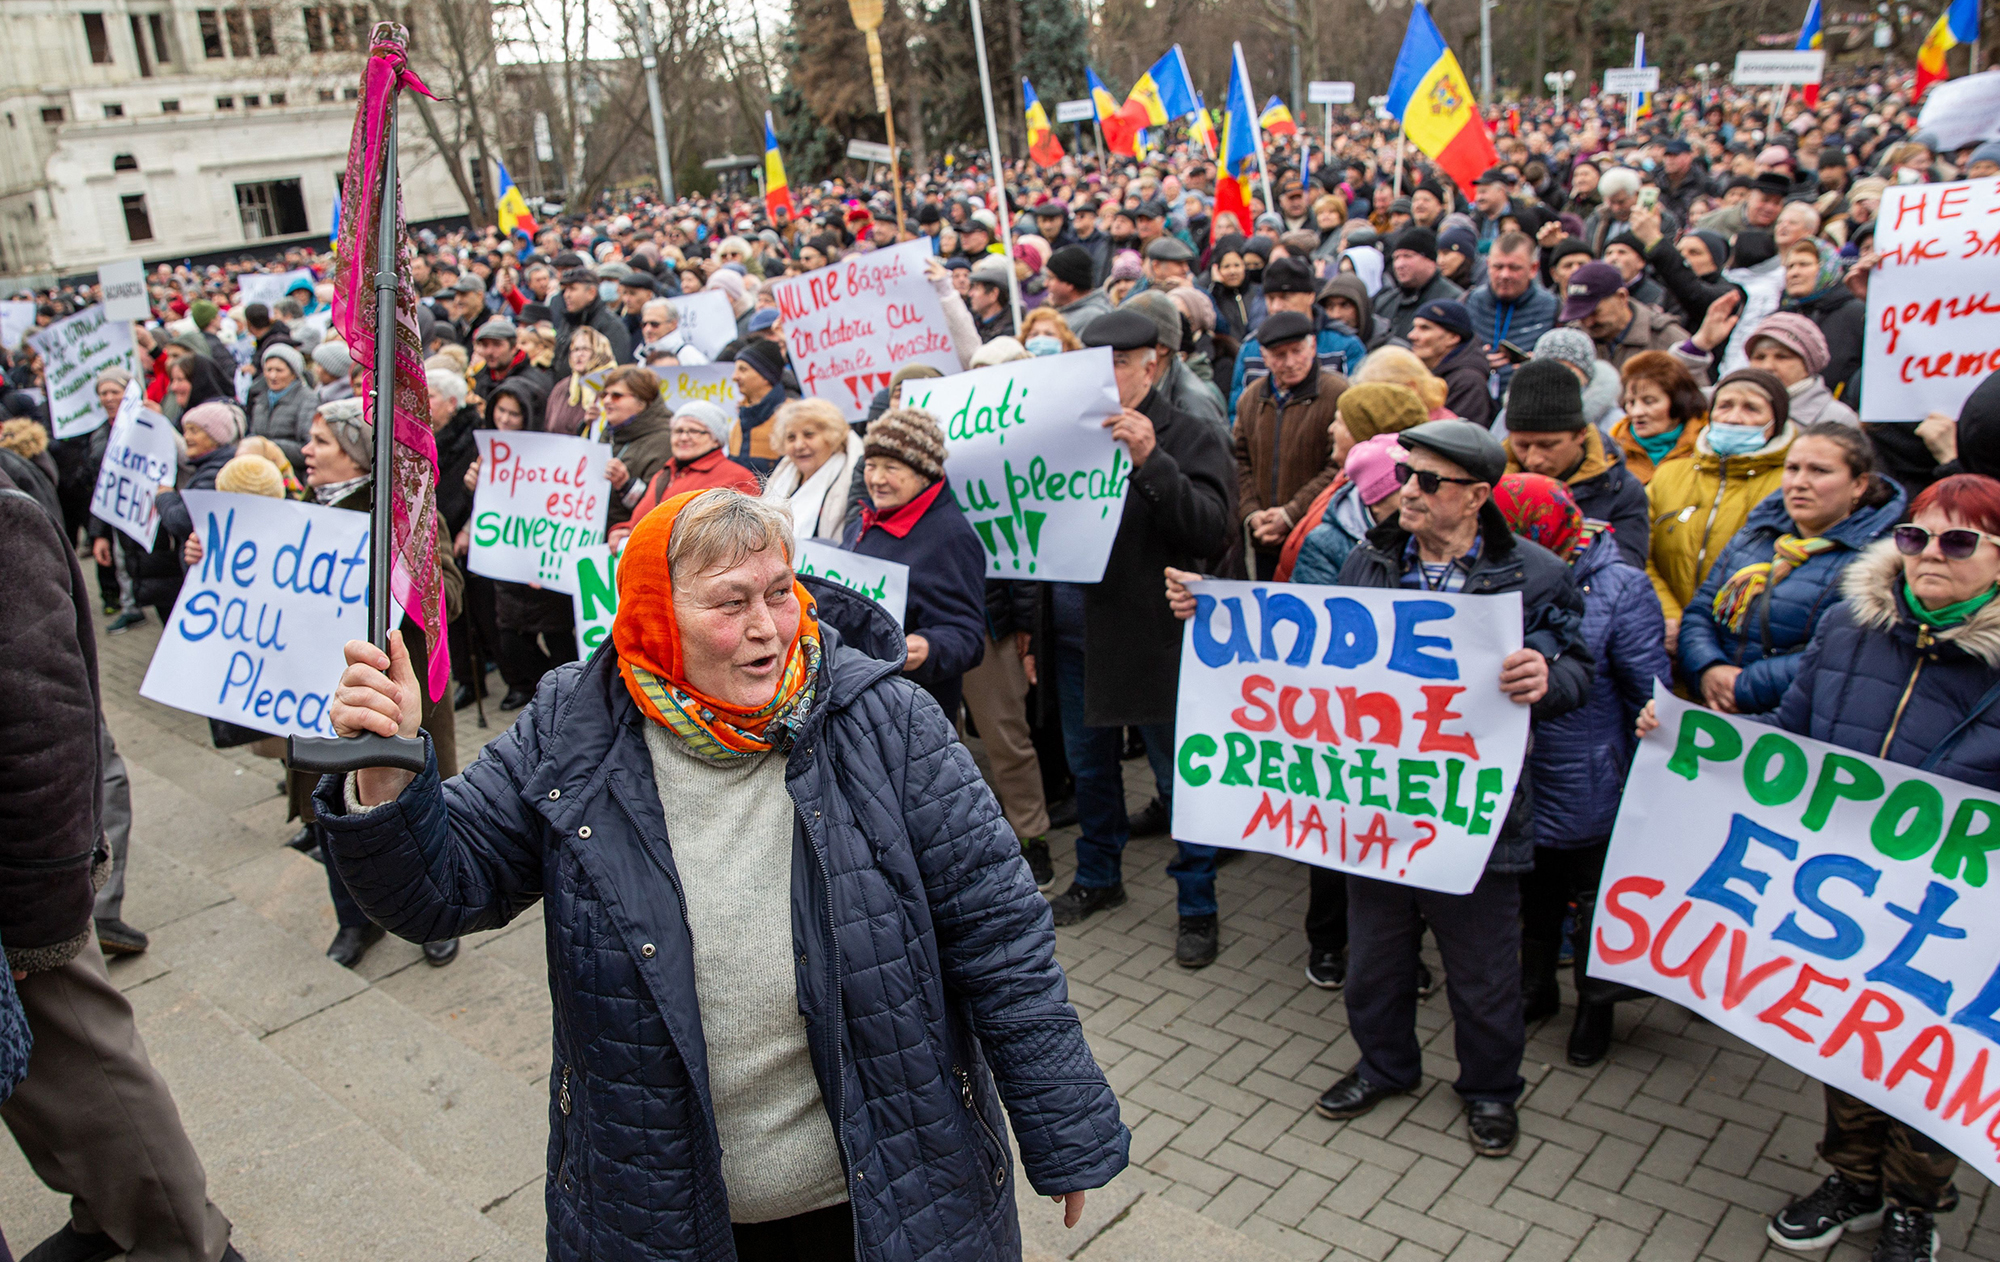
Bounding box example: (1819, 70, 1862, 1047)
(624, 447, 760, 529)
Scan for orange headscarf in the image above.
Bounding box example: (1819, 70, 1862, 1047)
(612, 489, 823, 761)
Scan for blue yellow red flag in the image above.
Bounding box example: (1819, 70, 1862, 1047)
(496, 161, 538, 239)
(1795, 0, 1824, 104)
(1189, 94, 1219, 157)
(1215, 43, 1268, 237)
(1633, 35, 1653, 119)
(1126, 46, 1199, 127)
(1023, 78, 1066, 168)
(1916, 0, 1978, 101)
(763, 112, 795, 220)
(1260, 97, 1298, 136)
(1385, 4, 1498, 198)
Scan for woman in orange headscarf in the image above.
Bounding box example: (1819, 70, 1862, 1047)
(314, 488, 1128, 1258)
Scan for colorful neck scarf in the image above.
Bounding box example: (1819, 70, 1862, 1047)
(1904, 580, 2000, 630)
(1494, 472, 1585, 561)
(611, 489, 823, 763)
(1632, 422, 1684, 465)
(1712, 534, 1840, 633)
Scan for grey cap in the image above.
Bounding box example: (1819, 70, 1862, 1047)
(1121, 290, 1183, 351)
(1143, 236, 1195, 263)
(452, 275, 485, 294)
(473, 316, 518, 341)
(1398, 419, 1507, 485)
(968, 255, 1013, 288)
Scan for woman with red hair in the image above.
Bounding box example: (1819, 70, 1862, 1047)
(1640, 473, 2000, 1257)
(1611, 352, 1707, 485)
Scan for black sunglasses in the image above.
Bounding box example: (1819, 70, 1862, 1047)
(1894, 524, 2000, 560)
(1395, 462, 1482, 494)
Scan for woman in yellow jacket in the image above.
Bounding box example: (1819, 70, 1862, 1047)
(1647, 368, 1797, 651)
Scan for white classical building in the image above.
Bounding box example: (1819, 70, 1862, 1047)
(0, 1, 478, 281)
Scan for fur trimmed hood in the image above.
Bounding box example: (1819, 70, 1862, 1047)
(1841, 539, 2000, 668)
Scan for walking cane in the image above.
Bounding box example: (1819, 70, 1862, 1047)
(287, 91, 427, 777)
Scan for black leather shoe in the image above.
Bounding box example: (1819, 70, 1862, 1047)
(499, 688, 532, 711)
(423, 938, 460, 967)
(1047, 881, 1126, 927)
(1046, 796, 1079, 829)
(1521, 940, 1561, 1022)
(453, 681, 485, 710)
(327, 923, 384, 969)
(1314, 1071, 1405, 1120)
(1128, 797, 1169, 838)
(1467, 1100, 1519, 1157)
(1568, 1002, 1616, 1067)
(94, 918, 149, 955)
(286, 825, 318, 852)
(1175, 915, 1219, 968)
(21, 1225, 120, 1262)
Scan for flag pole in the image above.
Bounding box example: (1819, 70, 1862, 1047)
(967, 0, 1021, 329)
(1240, 44, 1276, 217)
(1394, 119, 1406, 199)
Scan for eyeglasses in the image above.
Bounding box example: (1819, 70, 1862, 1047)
(1395, 462, 1483, 494)
(1893, 525, 2000, 560)
(601, 390, 635, 403)
(641, 320, 668, 330)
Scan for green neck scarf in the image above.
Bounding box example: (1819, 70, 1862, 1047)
(1633, 423, 1685, 464)
(1904, 580, 2000, 629)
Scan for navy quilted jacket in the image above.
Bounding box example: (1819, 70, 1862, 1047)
(315, 581, 1129, 1261)
(1775, 542, 2000, 789)
(1678, 483, 1905, 714)
(1527, 532, 1671, 847)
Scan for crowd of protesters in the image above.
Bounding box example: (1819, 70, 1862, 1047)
(6, 59, 2000, 1262)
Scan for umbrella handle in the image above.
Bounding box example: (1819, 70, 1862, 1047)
(287, 733, 428, 776)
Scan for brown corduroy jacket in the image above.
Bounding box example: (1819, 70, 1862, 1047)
(1232, 366, 1348, 528)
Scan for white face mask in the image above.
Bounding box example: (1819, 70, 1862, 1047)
(598, 281, 620, 304)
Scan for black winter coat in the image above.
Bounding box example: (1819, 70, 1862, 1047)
(431, 404, 483, 536)
(1335, 504, 1594, 872)
(1783, 285, 1866, 407)
(315, 582, 1129, 1262)
(843, 480, 990, 719)
(1776, 542, 2000, 790)
(1433, 339, 1494, 428)
(554, 296, 635, 367)
(1566, 443, 1652, 571)
(1080, 388, 1235, 726)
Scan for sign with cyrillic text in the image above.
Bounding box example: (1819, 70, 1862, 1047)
(89, 382, 177, 549)
(29, 304, 135, 439)
(795, 540, 909, 627)
(98, 257, 150, 322)
(141, 493, 376, 740)
(1862, 179, 2000, 422)
(1594, 689, 2000, 1184)
(468, 430, 607, 594)
(770, 238, 960, 421)
(1172, 581, 1527, 893)
(901, 347, 1125, 582)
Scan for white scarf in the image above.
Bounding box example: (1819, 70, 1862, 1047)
(767, 431, 862, 541)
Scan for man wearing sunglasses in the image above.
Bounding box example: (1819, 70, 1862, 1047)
(1313, 419, 1593, 1160)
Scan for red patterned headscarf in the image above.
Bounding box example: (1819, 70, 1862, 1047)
(1494, 473, 1586, 562)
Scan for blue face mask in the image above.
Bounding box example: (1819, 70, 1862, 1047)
(1025, 335, 1063, 357)
(598, 281, 620, 304)
(1708, 422, 1767, 457)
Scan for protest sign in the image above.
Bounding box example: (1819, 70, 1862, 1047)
(29, 305, 136, 439)
(570, 542, 619, 654)
(666, 290, 738, 360)
(89, 383, 177, 549)
(468, 430, 608, 594)
(1718, 259, 1784, 376)
(1171, 580, 1528, 893)
(1916, 73, 2000, 153)
(0, 300, 34, 350)
(98, 257, 150, 321)
(650, 361, 741, 418)
(236, 268, 315, 309)
(1861, 179, 2000, 422)
(795, 540, 909, 627)
(1593, 689, 2000, 1184)
(141, 492, 377, 741)
(769, 238, 960, 421)
(900, 348, 1126, 582)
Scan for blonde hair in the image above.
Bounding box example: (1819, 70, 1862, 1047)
(668, 489, 795, 584)
(1353, 346, 1449, 412)
(567, 326, 616, 372)
(1020, 307, 1083, 352)
(426, 345, 469, 376)
(771, 398, 849, 448)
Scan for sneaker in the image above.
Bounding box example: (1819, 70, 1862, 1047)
(1417, 961, 1439, 999)
(1870, 1206, 1938, 1262)
(1306, 947, 1347, 989)
(1767, 1174, 1886, 1251)
(1175, 915, 1219, 968)
(1128, 797, 1169, 838)
(106, 609, 145, 634)
(1047, 881, 1126, 927)
(1021, 837, 1055, 890)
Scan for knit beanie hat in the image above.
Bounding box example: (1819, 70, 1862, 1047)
(736, 338, 787, 387)
(1344, 434, 1408, 506)
(182, 400, 242, 447)
(318, 396, 372, 472)
(1046, 245, 1095, 291)
(671, 400, 732, 448)
(1392, 227, 1438, 261)
(1504, 358, 1587, 432)
(1123, 290, 1183, 351)
(1959, 369, 2000, 480)
(1713, 368, 1792, 428)
(864, 406, 948, 483)
(1532, 327, 1597, 380)
(1337, 383, 1429, 441)
(261, 341, 306, 382)
(1743, 312, 1830, 377)
(969, 336, 1031, 368)
(1109, 251, 1143, 283)
(1545, 238, 1595, 275)
(312, 340, 354, 378)
(95, 365, 134, 393)
(889, 364, 944, 399)
(216, 453, 286, 497)
(190, 299, 219, 329)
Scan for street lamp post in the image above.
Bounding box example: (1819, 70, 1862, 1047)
(1543, 69, 1575, 111)
(1480, 0, 1495, 107)
(1692, 62, 1719, 104)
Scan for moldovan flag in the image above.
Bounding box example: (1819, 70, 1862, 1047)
(496, 161, 538, 239)
(1796, 0, 1824, 105)
(1087, 67, 1120, 127)
(1916, 0, 1979, 101)
(1632, 34, 1653, 119)
(1189, 94, 1220, 158)
(1214, 44, 1267, 237)
(1127, 47, 1200, 126)
(1023, 78, 1065, 168)
(1260, 97, 1298, 136)
(763, 112, 795, 220)
(1385, 3, 1498, 198)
